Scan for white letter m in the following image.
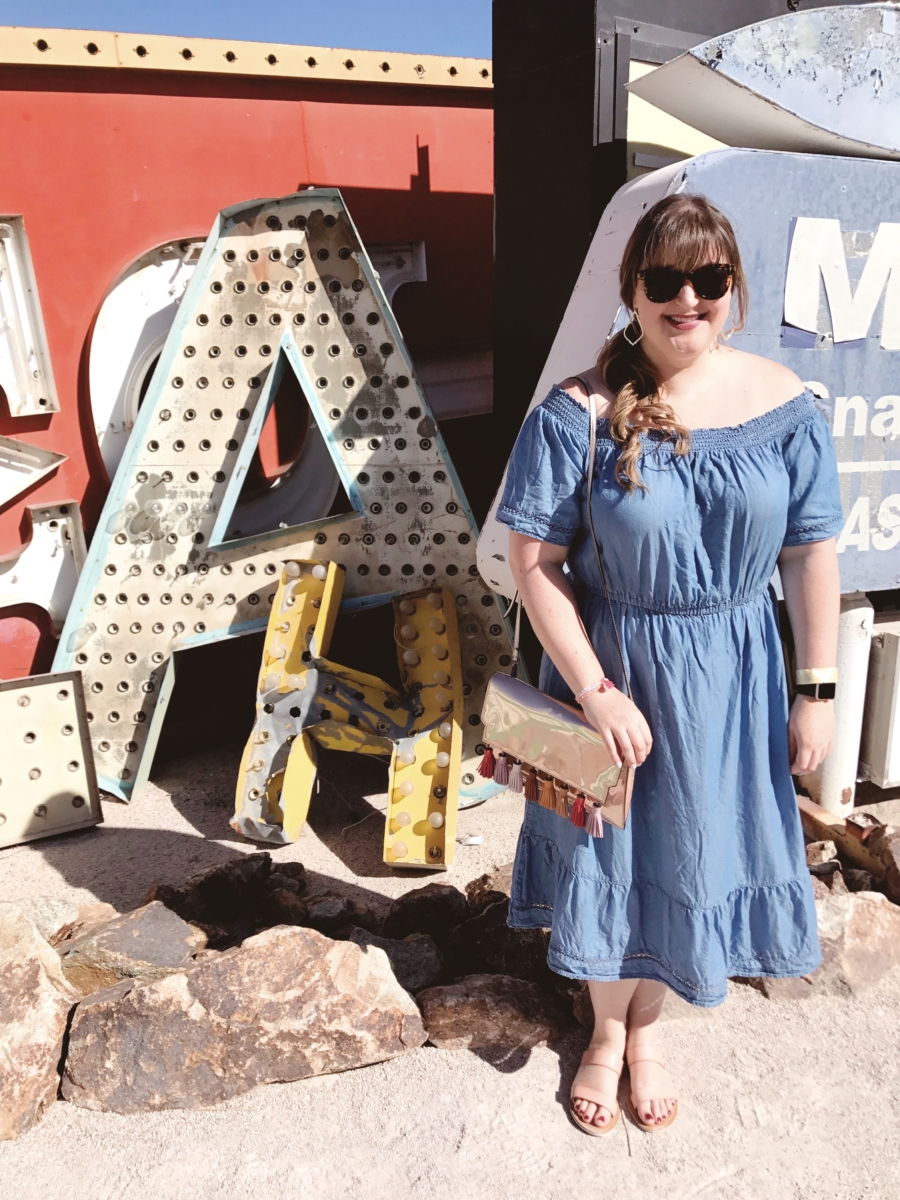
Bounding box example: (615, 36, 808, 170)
(784, 217, 900, 349)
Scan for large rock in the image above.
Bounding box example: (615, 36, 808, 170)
(418, 974, 566, 1052)
(348, 927, 443, 992)
(0, 904, 78, 1140)
(12, 896, 119, 948)
(144, 852, 275, 923)
(383, 883, 468, 944)
(754, 892, 900, 999)
(465, 864, 514, 917)
(304, 892, 380, 937)
(62, 925, 426, 1112)
(59, 902, 207, 995)
(867, 826, 900, 905)
(444, 899, 553, 988)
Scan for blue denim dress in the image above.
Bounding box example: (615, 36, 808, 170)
(496, 386, 844, 1006)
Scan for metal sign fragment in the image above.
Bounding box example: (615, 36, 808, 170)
(235, 568, 462, 867)
(628, 4, 900, 161)
(0, 502, 86, 631)
(0, 217, 59, 416)
(53, 189, 512, 804)
(0, 671, 102, 849)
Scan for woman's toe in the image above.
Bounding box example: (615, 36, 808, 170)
(593, 1107, 609, 1127)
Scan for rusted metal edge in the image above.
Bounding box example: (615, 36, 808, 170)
(797, 794, 886, 875)
(0, 26, 492, 89)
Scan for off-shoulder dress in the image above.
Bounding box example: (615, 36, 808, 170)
(495, 386, 844, 1006)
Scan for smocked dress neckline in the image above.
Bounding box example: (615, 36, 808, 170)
(543, 384, 816, 451)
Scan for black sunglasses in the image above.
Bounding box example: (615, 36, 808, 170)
(637, 263, 734, 304)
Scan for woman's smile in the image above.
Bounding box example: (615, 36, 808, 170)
(663, 312, 708, 330)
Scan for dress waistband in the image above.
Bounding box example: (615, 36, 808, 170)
(572, 579, 771, 617)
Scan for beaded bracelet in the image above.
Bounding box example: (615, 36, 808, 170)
(575, 678, 617, 704)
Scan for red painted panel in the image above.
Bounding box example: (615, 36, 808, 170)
(0, 68, 493, 678)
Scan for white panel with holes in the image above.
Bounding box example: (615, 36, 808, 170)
(0, 501, 87, 630)
(52, 189, 514, 805)
(89, 239, 205, 477)
(0, 217, 59, 416)
(0, 671, 102, 849)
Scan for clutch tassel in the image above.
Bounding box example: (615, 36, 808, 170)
(554, 784, 569, 817)
(584, 802, 605, 838)
(508, 760, 524, 793)
(478, 746, 495, 779)
(493, 752, 509, 786)
(569, 794, 586, 829)
(524, 769, 540, 803)
(538, 777, 557, 809)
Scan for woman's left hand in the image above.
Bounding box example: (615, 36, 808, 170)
(788, 695, 835, 775)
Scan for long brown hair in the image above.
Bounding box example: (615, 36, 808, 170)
(597, 193, 748, 493)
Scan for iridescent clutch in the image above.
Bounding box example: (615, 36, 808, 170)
(480, 672, 633, 831)
(479, 385, 637, 836)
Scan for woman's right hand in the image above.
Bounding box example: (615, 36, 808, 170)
(580, 688, 652, 769)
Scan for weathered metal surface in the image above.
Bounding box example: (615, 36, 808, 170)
(0, 671, 102, 849)
(480, 148, 900, 598)
(628, 4, 900, 161)
(0, 439, 66, 510)
(0, 218, 58, 417)
(235, 567, 462, 867)
(0, 26, 492, 88)
(89, 240, 205, 479)
(53, 189, 512, 804)
(0, 502, 86, 631)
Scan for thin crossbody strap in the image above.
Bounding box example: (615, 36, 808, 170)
(575, 376, 633, 702)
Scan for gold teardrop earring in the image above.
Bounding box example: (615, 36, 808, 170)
(721, 304, 737, 341)
(623, 309, 644, 346)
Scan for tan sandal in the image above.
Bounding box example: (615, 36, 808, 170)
(625, 1056, 679, 1131)
(569, 1047, 622, 1136)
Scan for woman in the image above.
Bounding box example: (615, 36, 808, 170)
(496, 194, 843, 1135)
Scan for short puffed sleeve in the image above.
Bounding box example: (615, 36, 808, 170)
(782, 402, 845, 547)
(496, 393, 587, 546)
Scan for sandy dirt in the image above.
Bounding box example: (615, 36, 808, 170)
(1, 741, 899, 1200)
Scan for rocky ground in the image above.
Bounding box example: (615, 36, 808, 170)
(1, 742, 899, 1200)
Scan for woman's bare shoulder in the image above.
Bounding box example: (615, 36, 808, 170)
(726, 349, 806, 403)
(557, 370, 615, 418)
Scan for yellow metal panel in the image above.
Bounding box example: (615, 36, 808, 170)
(0, 26, 492, 89)
(384, 587, 463, 869)
(307, 720, 393, 756)
(281, 732, 317, 843)
(310, 562, 344, 659)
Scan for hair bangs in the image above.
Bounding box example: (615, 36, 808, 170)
(641, 212, 733, 272)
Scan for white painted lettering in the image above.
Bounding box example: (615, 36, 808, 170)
(832, 395, 868, 438)
(837, 496, 871, 553)
(784, 217, 900, 349)
(870, 396, 900, 439)
(873, 494, 900, 551)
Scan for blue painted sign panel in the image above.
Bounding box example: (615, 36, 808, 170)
(678, 148, 900, 593)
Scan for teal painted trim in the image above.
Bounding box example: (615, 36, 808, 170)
(281, 331, 365, 513)
(96, 772, 127, 799)
(208, 509, 365, 557)
(459, 778, 506, 807)
(130, 653, 180, 799)
(208, 353, 286, 548)
(51, 208, 228, 676)
(338, 590, 397, 612)
(170, 616, 269, 651)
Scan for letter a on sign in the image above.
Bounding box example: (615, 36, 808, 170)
(53, 191, 512, 805)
